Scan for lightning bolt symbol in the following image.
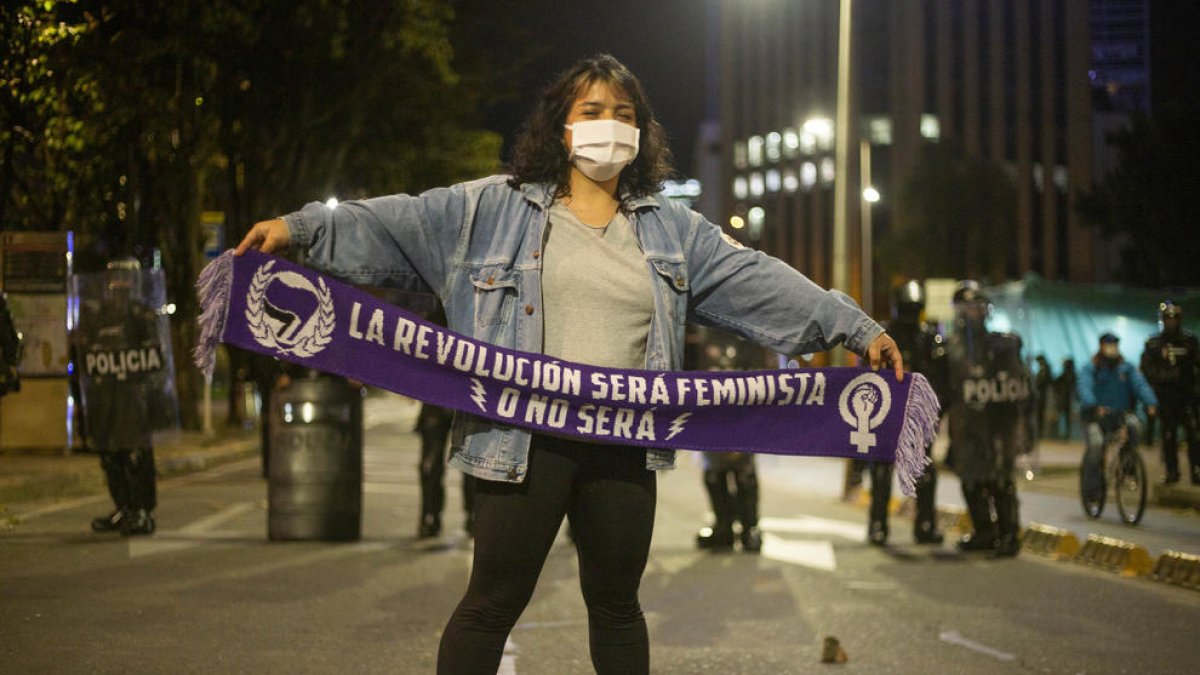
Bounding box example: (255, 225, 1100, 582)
(469, 378, 487, 412)
(666, 412, 692, 441)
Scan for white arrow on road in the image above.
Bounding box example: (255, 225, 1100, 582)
(756, 515, 867, 572)
(128, 501, 257, 558)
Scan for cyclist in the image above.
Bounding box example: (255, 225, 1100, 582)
(1077, 333, 1158, 505)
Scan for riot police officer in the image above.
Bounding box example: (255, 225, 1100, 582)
(75, 258, 169, 536)
(867, 280, 945, 546)
(1141, 301, 1199, 485)
(944, 281, 1032, 558)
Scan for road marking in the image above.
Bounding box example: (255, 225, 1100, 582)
(498, 637, 519, 675)
(938, 630, 1016, 662)
(128, 502, 256, 558)
(759, 515, 865, 542)
(760, 532, 837, 571)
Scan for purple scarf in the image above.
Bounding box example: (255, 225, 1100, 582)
(195, 250, 937, 494)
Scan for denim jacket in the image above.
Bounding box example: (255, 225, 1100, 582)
(283, 175, 883, 483)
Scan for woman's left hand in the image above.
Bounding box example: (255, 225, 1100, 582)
(867, 333, 905, 382)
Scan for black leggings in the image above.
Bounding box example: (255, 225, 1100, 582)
(437, 435, 656, 674)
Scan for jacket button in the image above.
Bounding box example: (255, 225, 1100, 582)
(674, 276, 685, 288)
(486, 276, 495, 285)
(525, 304, 535, 315)
(532, 250, 541, 259)
(507, 468, 519, 480)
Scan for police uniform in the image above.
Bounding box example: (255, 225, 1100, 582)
(77, 263, 167, 536)
(868, 281, 945, 545)
(944, 282, 1031, 557)
(1140, 302, 1199, 484)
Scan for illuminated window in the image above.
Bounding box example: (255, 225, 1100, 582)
(819, 157, 835, 185)
(748, 135, 764, 167)
(734, 141, 748, 170)
(765, 169, 781, 193)
(748, 206, 766, 241)
(1033, 163, 1044, 192)
(920, 114, 940, 140)
(749, 172, 765, 197)
(801, 162, 817, 190)
(804, 117, 834, 151)
(866, 116, 893, 145)
(1053, 165, 1068, 193)
(782, 128, 800, 158)
(765, 132, 782, 163)
(783, 169, 799, 193)
(733, 176, 748, 200)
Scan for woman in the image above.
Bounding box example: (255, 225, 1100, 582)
(237, 54, 902, 674)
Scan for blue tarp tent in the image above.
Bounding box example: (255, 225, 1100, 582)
(984, 273, 1200, 374)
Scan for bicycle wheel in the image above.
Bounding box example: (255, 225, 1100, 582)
(1114, 450, 1147, 525)
(1079, 455, 1105, 519)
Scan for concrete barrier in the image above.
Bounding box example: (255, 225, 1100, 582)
(1020, 522, 1081, 560)
(1149, 550, 1200, 591)
(1074, 534, 1153, 577)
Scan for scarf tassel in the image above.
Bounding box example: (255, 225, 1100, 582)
(896, 372, 939, 496)
(192, 250, 234, 380)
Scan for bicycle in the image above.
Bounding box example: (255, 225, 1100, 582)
(1079, 410, 1147, 525)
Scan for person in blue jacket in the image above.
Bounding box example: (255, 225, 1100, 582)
(1077, 333, 1158, 503)
(236, 54, 905, 675)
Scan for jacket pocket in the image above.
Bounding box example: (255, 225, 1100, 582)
(649, 258, 689, 293)
(469, 266, 519, 328)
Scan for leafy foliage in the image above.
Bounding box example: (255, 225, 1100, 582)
(880, 140, 1017, 284)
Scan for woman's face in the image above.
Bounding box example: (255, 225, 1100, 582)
(563, 78, 637, 149)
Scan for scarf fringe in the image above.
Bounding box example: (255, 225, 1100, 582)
(895, 372, 940, 496)
(192, 250, 234, 380)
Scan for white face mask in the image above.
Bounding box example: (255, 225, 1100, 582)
(565, 119, 640, 182)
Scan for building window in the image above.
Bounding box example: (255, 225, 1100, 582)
(801, 162, 817, 190)
(865, 116, 893, 145)
(783, 169, 799, 193)
(747, 206, 766, 241)
(1033, 163, 1044, 193)
(1053, 165, 1068, 193)
(765, 132, 782, 163)
(734, 141, 748, 170)
(819, 157, 835, 185)
(782, 127, 800, 158)
(766, 169, 781, 193)
(748, 135, 764, 167)
(920, 114, 940, 140)
(749, 172, 765, 198)
(733, 176, 748, 200)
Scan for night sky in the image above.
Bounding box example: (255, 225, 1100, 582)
(482, 0, 710, 177)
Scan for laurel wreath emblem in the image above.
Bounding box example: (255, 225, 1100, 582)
(244, 261, 335, 358)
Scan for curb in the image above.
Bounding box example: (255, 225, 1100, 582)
(1020, 522, 1080, 560)
(1149, 550, 1200, 590)
(1074, 534, 1154, 578)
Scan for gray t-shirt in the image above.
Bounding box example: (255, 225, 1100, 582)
(541, 201, 653, 369)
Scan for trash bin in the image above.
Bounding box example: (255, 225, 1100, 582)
(268, 370, 363, 541)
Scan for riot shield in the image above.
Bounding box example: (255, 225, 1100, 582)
(69, 267, 178, 449)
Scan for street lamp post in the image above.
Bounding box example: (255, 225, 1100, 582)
(831, 0, 854, 364)
(860, 138, 874, 318)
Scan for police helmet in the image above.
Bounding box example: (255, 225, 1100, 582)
(892, 280, 926, 310)
(951, 280, 988, 306)
(1099, 332, 1119, 345)
(1159, 300, 1182, 321)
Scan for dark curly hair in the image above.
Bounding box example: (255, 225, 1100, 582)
(506, 54, 675, 201)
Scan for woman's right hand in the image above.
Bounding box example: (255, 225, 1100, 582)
(235, 218, 291, 256)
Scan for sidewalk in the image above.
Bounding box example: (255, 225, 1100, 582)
(0, 425, 260, 518)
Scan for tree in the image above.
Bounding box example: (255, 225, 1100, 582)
(1, 0, 529, 430)
(879, 140, 1017, 285)
(1077, 102, 1200, 288)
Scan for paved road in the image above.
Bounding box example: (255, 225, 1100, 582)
(2, 393, 1197, 674)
